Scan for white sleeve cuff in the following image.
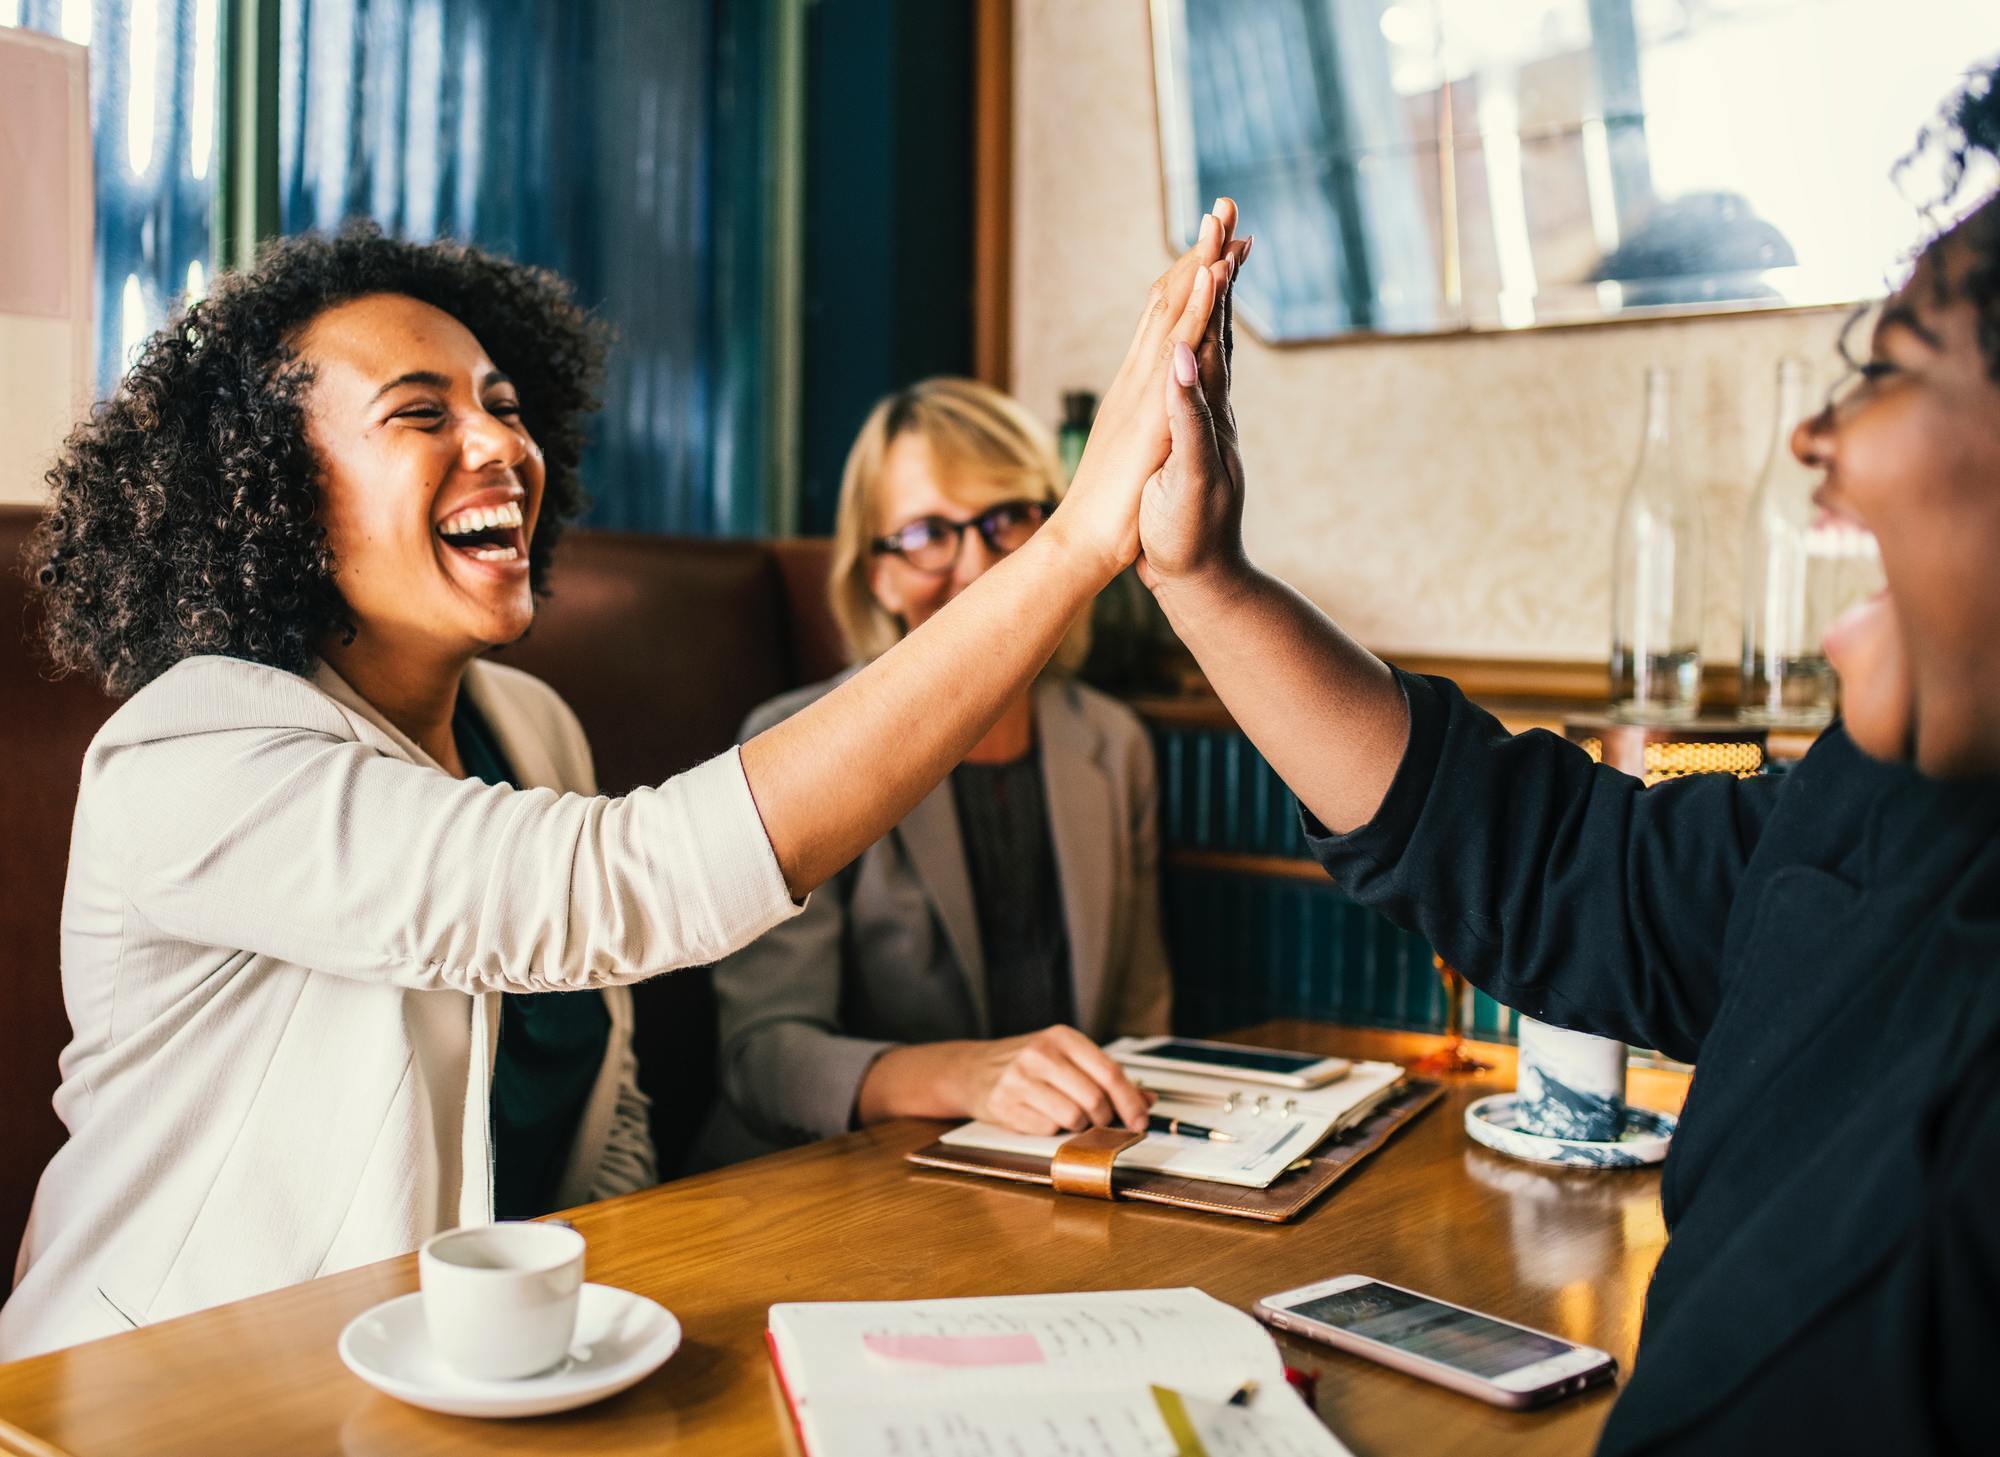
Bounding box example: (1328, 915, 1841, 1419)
(662, 746, 804, 958)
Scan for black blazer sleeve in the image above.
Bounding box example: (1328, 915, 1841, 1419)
(1625, 1023, 2000, 1456)
(1302, 671, 1784, 1062)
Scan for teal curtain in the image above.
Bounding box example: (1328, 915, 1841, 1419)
(276, 0, 776, 535)
(12, 0, 218, 395)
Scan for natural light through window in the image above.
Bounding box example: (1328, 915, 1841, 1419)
(1159, 0, 2000, 339)
(125, 0, 159, 176)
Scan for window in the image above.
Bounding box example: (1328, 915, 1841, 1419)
(1152, 0, 2000, 339)
(8, 0, 218, 392)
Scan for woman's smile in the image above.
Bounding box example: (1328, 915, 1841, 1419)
(1808, 482, 1889, 661)
(298, 292, 549, 662)
(435, 488, 531, 571)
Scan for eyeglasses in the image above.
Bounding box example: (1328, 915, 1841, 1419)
(870, 499, 1052, 575)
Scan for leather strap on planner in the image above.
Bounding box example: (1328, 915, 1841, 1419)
(1050, 1127, 1146, 1200)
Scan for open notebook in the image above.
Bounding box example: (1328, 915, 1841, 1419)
(938, 1047, 1409, 1189)
(767, 1288, 1350, 1457)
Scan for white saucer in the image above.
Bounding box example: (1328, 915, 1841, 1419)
(1465, 1093, 1676, 1169)
(338, 1282, 681, 1418)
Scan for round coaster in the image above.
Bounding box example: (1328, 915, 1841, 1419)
(1465, 1092, 1675, 1169)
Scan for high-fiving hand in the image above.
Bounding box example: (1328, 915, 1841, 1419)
(1053, 199, 1247, 582)
(1130, 210, 1414, 842)
(1138, 203, 1250, 594)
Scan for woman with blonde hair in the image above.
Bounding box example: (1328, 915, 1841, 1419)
(695, 377, 1173, 1167)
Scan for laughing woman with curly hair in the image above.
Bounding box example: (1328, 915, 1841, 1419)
(1, 211, 1245, 1358)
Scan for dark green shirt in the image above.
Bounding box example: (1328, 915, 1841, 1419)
(950, 748, 1075, 1037)
(453, 694, 610, 1219)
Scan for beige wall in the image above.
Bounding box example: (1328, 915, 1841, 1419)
(0, 29, 91, 508)
(1009, 0, 1849, 665)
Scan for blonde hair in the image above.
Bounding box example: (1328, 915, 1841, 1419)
(828, 377, 1092, 671)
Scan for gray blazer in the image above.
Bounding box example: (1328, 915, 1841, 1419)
(694, 672, 1173, 1167)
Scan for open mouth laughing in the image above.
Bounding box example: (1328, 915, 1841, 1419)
(436, 494, 528, 566)
(1811, 485, 1889, 658)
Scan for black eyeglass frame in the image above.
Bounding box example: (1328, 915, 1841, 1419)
(869, 498, 1054, 575)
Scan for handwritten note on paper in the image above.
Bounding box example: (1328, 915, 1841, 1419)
(812, 1394, 1164, 1456)
(1152, 1386, 1347, 1457)
(863, 1332, 1045, 1367)
(808, 1388, 1345, 1457)
(771, 1291, 1352, 1457)
(775, 1290, 1277, 1400)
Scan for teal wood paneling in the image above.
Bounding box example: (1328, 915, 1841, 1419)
(1156, 722, 1309, 858)
(1150, 719, 1520, 1042)
(1161, 865, 1518, 1039)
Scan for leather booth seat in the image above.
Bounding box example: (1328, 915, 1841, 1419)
(0, 503, 842, 1293)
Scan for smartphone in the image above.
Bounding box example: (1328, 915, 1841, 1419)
(1115, 1036, 1351, 1089)
(1254, 1275, 1617, 1409)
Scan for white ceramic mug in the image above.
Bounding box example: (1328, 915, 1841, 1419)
(1516, 1018, 1627, 1143)
(419, 1222, 585, 1380)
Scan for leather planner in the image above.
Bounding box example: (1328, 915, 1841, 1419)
(907, 1079, 1443, 1223)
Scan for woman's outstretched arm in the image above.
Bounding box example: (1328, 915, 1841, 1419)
(743, 205, 1245, 898)
(1135, 246, 1781, 1059)
(1135, 251, 1407, 836)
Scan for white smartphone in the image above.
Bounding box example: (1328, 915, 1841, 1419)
(1254, 1275, 1617, 1409)
(1115, 1036, 1351, 1089)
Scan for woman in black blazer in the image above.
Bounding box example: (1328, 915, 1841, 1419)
(1136, 70, 2000, 1454)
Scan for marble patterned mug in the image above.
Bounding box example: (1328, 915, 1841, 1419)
(1515, 1018, 1628, 1143)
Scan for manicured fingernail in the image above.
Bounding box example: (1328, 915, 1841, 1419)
(1242, 235, 1253, 261)
(1174, 341, 1198, 386)
(1200, 212, 1215, 243)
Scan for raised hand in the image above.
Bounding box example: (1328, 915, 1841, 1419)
(1132, 214, 1411, 840)
(1049, 199, 1242, 580)
(1138, 229, 1250, 593)
(737, 204, 1249, 902)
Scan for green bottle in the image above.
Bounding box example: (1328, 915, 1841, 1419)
(1058, 391, 1097, 481)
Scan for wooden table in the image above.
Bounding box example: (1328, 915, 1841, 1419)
(0, 1023, 1688, 1457)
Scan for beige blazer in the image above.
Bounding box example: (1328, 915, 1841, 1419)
(696, 673, 1172, 1167)
(1, 654, 796, 1360)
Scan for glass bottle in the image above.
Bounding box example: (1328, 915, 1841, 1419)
(1609, 367, 1705, 722)
(1738, 357, 1876, 727)
(1057, 391, 1098, 482)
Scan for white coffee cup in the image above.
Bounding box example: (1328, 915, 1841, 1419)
(419, 1222, 585, 1380)
(1516, 1018, 1627, 1143)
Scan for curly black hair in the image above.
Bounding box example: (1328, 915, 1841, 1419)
(29, 224, 606, 697)
(1901, 58, 2000, 381)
